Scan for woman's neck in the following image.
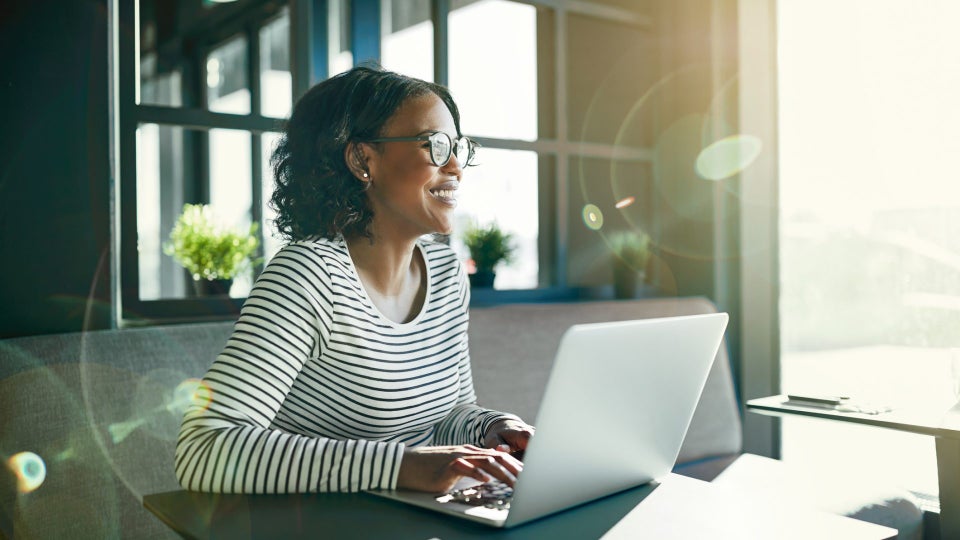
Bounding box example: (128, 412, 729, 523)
(345, 232, 422, 298)
(345, 231, 427, 324)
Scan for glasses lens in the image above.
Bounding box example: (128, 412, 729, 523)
(454, 137, 472, 166)
(430, 132, 452, 165)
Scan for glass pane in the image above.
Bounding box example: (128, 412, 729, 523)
(139, 53, 182, 107)
(329, 0, 353, 77)
(567, 156, 659, 291)
(261, 132, 284, 262)
(450, 0, 536, 140)
(137, 124, 191, 300)
(137, 125, 255, 300)
(381, 0, 433, 82)
(260, 8, 291, 118)
(778, 0, 960, 497)
(207, 35, 251, 114)
(137, 0, 184, 107)
(452, 149, 538, 289)
(565, 11, 657, 146)
(209, 129, 253, 297)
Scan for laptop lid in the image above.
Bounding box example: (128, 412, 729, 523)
(503, 312, 728, 527)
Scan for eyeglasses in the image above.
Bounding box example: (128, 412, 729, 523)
(366, 131, 479, 167)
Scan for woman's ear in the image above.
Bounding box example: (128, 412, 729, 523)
(344, 142, 371, 182)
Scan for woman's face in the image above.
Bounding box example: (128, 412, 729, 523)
(362, 93, 463, 238)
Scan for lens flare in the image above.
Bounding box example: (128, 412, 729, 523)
(107, 373, 217, 445)
(615, 196, 636, 209)
(695, 134, 763, 181)
(173, 378, 213, 412)
(582, 204, 604, 230)
(8, 451, 46, 493)
(108, 418, 147, 444)
(577, 64, 748, 263)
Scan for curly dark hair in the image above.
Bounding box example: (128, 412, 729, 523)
(269, 65, 462, 241)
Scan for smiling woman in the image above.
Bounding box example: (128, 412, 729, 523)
(174, 65, 535, 495)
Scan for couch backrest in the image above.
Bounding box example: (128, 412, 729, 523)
(0, 321, 234, 539)
(468, 297, 743, 465)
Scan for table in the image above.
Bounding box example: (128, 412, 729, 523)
(748, 394, 960, 539)
(144, 473, 895, 539)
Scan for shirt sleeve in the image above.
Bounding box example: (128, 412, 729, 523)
(430, 260, 523, 446)
(174, 245, 405, 493)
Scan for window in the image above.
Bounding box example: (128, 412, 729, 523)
(328, 0, 354, 77)
(206, 35, 251, 114)
(121, 0, 289, 320)
(260, 14, 292, 118)
(381, 0, 433, 82)
(778, 0, 960, 499)
(449, 0, 537, 141)
(452, 148, 539, 288)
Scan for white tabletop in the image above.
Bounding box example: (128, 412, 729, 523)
(602, 474, 896, 540)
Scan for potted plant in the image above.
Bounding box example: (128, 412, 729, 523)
(163, 204, 260, 296)
(462, 222, 515, 288)
(609, 231, 651, 299)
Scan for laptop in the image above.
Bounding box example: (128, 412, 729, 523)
(366, 312, 729, 528)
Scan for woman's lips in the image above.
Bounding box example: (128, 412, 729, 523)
(429, 181, 459, 206)
(429, 188, 457, 206)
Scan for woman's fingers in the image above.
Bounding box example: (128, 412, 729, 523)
(492, 451, 523, 476)
(460, 454, 519, 486)
(456, 445, 522, 471)
(430, 445, 526, 490)
(449, 457, 493, 484)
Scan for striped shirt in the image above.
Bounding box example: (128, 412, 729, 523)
(174, 236, 517, 493)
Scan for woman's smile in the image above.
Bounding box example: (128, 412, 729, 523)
(429, 181, 459, 207)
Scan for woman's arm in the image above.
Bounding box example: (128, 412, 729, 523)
(174, 246, 404, 493)
(430, 262, 530, 448)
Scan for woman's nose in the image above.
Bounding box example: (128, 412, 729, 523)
(441, 152, 463, 176)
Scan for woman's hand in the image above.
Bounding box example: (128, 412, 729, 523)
(396, 445, 523, 493)
(483, 418, 535, 459)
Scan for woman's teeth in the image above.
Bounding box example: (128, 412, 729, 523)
(433, 190, 455, 199)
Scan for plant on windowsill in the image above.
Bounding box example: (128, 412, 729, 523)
(463, 222, 515, 289)
(609, 230, 651, 299)
(163, 204, 260, 297)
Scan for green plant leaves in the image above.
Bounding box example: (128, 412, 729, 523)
(462, 223, 515, 271)
(162, 204, 260, 281)
(609, 231, 651, 269)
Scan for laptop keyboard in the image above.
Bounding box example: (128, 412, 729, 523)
(435, 480, 513, 510)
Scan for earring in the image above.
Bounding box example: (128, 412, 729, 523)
(362, 172, 369, 178)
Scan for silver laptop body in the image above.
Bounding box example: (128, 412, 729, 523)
(366, 313, 729, 528)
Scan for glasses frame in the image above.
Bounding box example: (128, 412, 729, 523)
(365, 131, 480, 167)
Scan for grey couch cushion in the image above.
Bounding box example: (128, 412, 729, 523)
(0, 321, 234, 539)
(468, 297, 743, 465)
